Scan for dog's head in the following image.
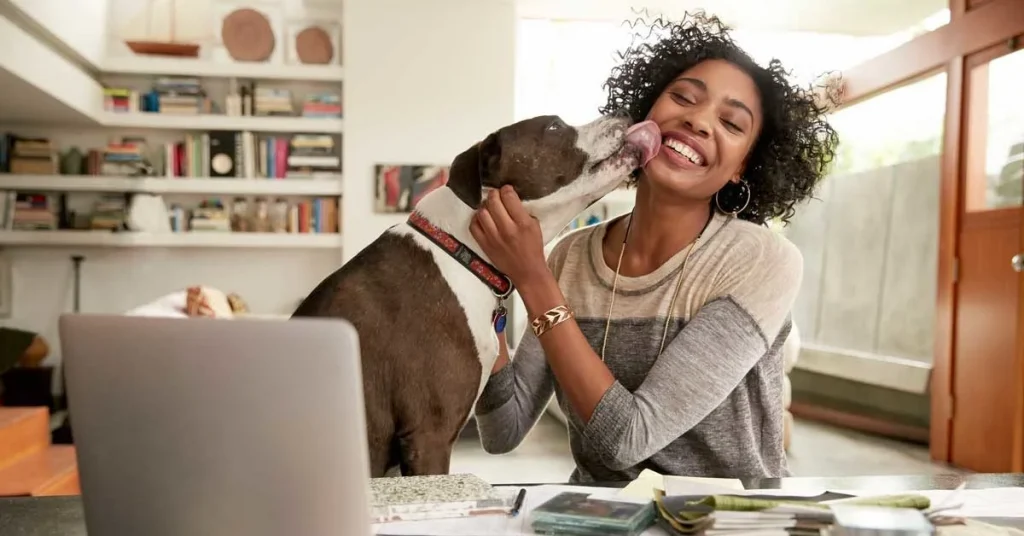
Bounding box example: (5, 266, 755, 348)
(447, 114, 658, 243)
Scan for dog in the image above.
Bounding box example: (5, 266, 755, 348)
(291, 113, 660, 478)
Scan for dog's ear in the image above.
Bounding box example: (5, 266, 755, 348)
(447, 133, 500, 208)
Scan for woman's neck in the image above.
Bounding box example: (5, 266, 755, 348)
(612, 181, 712, 277)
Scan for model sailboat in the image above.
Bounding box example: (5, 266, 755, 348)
(124, 0, 200, 57)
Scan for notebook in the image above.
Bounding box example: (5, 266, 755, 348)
(370, 473, 519, 523)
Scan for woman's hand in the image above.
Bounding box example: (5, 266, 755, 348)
(470, 185, 549, 287)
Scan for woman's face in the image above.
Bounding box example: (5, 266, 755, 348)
(641, 59, 763, 200)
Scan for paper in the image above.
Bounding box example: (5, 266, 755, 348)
(620, 469, 668, 499)
(619, 469, 745, 500)
(832, 488, 1024, 518)
(663, 475, 745, 496)
(373, 484, 666, 535)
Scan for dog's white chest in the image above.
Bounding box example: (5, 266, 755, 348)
(388, 224, 501, 398)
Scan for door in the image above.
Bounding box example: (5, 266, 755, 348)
(951, 37, 1024, 472)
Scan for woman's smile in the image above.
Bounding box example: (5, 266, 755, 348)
(658, 129, 710, 170)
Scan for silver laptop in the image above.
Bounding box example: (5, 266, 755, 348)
(60, 314, 372, 536)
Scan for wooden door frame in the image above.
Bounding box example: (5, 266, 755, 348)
(829, 0, 1024, 464)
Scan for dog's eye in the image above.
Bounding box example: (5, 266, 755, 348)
(546, 119, 565, 131)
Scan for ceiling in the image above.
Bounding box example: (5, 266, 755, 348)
(516, 0, 947, 36)
(0, 66, 96, 126)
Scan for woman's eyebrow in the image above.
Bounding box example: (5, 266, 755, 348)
(673, 76, 755, 123)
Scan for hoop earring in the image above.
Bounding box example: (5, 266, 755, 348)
(715, 179, 751, 215)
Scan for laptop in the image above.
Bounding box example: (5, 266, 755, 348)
(60, 314, 373, 536)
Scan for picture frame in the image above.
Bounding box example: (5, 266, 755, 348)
(374, 164, 449, 213)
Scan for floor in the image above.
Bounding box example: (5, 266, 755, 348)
(450, 414, 967, 484)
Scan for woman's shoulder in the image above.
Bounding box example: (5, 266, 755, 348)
(713, 217, 802, 274)
(701, 218, 803, 342)
(706, 218, 803, 309)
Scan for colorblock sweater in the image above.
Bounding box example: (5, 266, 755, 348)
(474, 211, 803, 483)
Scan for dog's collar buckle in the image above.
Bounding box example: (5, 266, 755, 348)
(407, 212, 515, 298)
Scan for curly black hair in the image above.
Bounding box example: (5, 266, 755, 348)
(599, 11, 840, 225)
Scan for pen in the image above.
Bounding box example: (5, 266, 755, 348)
(510, 487, 527, 517)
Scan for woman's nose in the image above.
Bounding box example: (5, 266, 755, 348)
(683, 113, 712, 138)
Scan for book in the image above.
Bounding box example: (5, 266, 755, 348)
(369, 473, 519, 523)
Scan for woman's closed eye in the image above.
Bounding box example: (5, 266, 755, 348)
(721, 118, 743, 133)
(671, 92, 696, 105)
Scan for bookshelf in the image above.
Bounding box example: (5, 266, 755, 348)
(2, 53, 345, 244)
(0, 230, 343, 249)
(0, 175, 343, 196)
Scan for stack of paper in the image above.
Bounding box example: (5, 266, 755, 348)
(652, 489, 933, 536)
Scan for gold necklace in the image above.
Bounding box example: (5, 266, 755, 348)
(599, 211, 711, 361)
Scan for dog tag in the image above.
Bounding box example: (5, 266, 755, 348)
(492, 303, 507, 334)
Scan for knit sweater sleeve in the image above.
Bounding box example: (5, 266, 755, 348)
(473, 233, 579, 454)
(582, 233, 803, 470)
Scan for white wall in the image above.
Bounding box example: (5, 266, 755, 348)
(6, 0, 109, 68)
(0, 14, 103, 123)
(341, 0, 516, 259)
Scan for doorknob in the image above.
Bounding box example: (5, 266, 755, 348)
(1014, 254, 1024, 272)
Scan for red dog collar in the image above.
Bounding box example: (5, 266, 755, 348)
(407, 211, 514, 298)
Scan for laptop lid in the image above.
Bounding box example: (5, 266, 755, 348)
(60, 314, 372, 536)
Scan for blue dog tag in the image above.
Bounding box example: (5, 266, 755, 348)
(492, 302, 507, 334)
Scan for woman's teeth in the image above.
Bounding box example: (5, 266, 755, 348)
(664, 138, 705, 166)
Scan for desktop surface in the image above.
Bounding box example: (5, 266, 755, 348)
(2, 474, 1022, 536)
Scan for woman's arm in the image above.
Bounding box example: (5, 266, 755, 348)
(474, 326, 556, 454)
(512, 271, 615, 423)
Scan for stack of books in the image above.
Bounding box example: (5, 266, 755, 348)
(89, 196, 127, 231)
(302, 93, 341, 118)
(103, 88, 139, 113)
(6, 193, 56, 231)
(101, 138, 148, 175)
(146, 77, 207, 115)
(287, 135, 340, 177)
(253, 87, 294, 117)
(2, 136, 56, 175)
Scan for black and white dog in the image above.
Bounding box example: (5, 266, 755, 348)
(292, 114, 660, 477)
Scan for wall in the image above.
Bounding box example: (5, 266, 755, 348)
(6, 0, 109, 69)
(784, 155, 941, 405)
(0, 12, 103, 123)
(341, 0, 516, 259)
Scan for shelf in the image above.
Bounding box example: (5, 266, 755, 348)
(0, 175, 343, 196)
(0, 231, 343, 249)
(102, 57, 345, 83)
(99, 112, 343, 133)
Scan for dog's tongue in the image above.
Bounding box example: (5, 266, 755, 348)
(625, 120, 661, 167)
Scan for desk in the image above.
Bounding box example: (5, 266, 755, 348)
(1, 473, 1021, 535)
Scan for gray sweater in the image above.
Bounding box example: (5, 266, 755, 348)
(473, 212, 801, 483)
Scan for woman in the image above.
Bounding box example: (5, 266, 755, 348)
(470, 13, 838, 482)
